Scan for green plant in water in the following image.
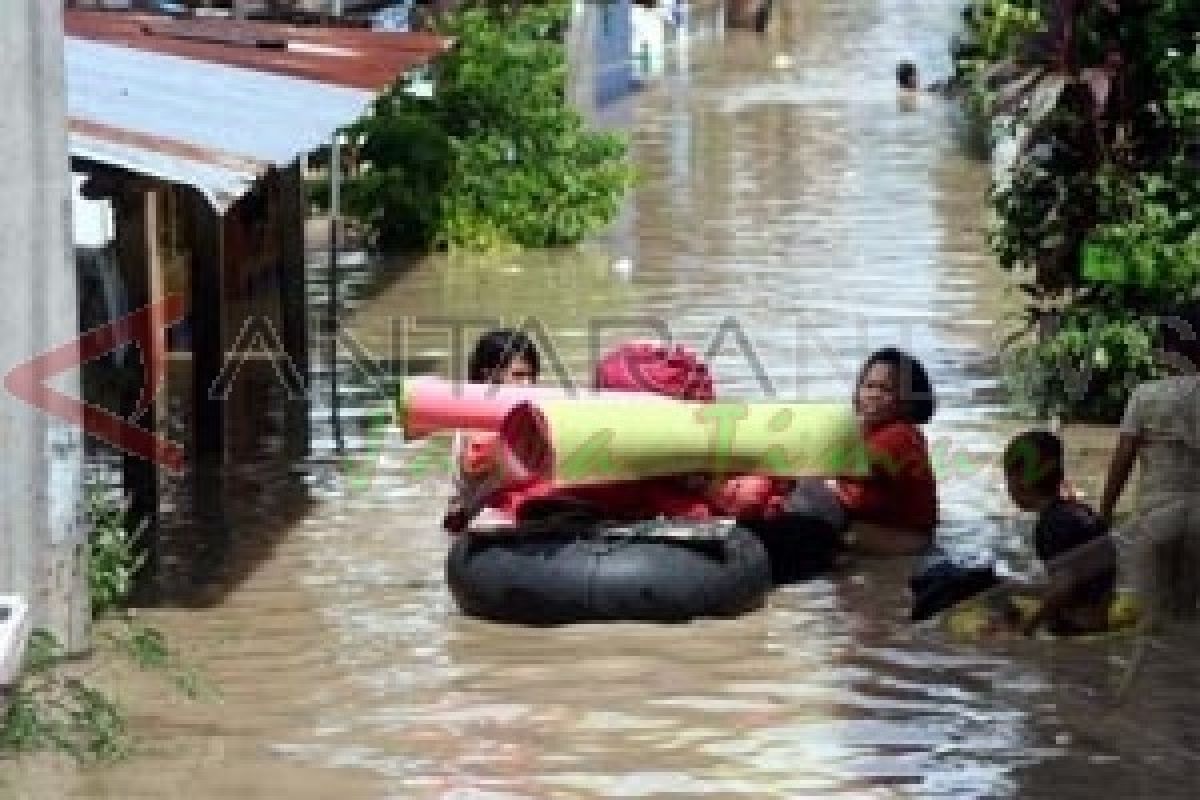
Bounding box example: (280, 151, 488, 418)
(339, 405, 395, 493)
(1, 630, 129, 761)
(3, 489, 212, 762)
(87, 489, 147, 617)
(952, 1, 1043, 121)
(338, 2, 634, 251)
(1004, 310, 1163, 422)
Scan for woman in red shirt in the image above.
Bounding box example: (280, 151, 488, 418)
(832, 348, 938, 555)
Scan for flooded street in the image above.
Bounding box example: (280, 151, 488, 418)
(9, 1, 1200, 798)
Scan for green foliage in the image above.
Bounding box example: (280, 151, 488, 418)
(1, 624, 210, 762)
(103, 624, 210, 701)
(1087, 172, 1200, 298)
(87, 490, 146, 617)
(952, 1, 1043, 119)
(978, 1, 1042, 61)
(956, 1, 1200, 420)
(1005, 310, 1163, 422)
(1, 631, 129, 761)
(957, 0, 1042, 68)
(2, 490, 211, 762)
(339, 3, 634, 251)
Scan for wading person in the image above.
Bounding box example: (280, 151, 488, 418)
(831, 348, 938, 555)
(1100, 309, 1200, 629)
(1002, 431, 1116, 635)
(443, 329, 541, 533)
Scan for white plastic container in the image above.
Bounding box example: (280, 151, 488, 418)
(0, 595, 31, 688)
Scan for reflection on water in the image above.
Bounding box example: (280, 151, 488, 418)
(10, 2, 1197, 798)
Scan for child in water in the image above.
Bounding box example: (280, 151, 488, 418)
(831, 348, 938, 555)
(1099, 308, 1200, 627)
(442, 329, 540, 533)
(1003, 431, 1116, 635)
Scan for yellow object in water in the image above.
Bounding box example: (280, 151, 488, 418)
(944, 590, 1140, 640)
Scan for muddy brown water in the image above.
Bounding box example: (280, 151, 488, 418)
(7, 2, 1197, 798)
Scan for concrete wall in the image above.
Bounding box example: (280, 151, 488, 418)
(1, 0, 89, 653)
(567, 0, 636, 113)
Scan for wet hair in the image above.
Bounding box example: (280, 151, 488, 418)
(896, 61, 919, 90)
(467, 329, 540, 383)
(1157, 305, 1200, 373)
(1003, 431, 1064, 497)
(854, 348, 935, 424)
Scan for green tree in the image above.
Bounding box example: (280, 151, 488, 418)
(342, 3, 634, 251)
(954, 0, 1200, 420)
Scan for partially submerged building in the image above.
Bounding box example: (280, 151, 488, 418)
(64, 9, 451, 596)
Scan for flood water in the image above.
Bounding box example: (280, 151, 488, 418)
(9, 2, 1200, 798)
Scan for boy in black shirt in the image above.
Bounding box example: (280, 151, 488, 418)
(1002, 431, 1117, 635)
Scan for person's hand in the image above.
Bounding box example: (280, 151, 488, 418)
(442, 509, 469, 534)
(708, 475, 775, 517)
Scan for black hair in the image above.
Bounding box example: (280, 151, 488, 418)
(468, 329, 540, 383)
(1157, 305, 1200, 373)
(1003, 430, 1064, 496)
(855, 347, 935, 424)
(896, 61, 919, 89)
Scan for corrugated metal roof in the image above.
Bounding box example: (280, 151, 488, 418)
(66, 11, 449, 90)
(64, 11, 450, 213)
(70, 121, 261, 212)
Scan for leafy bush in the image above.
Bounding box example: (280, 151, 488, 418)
(954, 0, 1200, 419)
(1, 631, 128, 761)
(3, 491, 208, 762)
(1004, 310, 1163, 422)
(87, 490, 146, 617)
(952, 1, 1043, 120)
(340, 3, 634, 251)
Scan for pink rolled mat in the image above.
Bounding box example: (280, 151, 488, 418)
(395, 377, 667, 439)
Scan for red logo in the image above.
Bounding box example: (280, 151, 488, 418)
(3, 295, 188, 474)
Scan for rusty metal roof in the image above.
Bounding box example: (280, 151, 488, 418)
(65, 10, 451, 211)
(65, 10, 449, 90)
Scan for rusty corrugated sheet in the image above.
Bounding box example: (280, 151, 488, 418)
(65, 9, 450, 91)
(64, 11, 451, 212)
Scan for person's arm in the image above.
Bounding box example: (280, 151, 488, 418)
(1022, 527, 1117, 636)
(1099, 435, 1140, 527)
(832, 476, 886, 516)
(443, 433, 501, 533)
(832, 425, 914, 516)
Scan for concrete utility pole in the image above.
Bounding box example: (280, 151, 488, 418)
(0, 2, 90, 654)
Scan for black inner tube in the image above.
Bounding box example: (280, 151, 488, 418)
(447, 520, 772, 625)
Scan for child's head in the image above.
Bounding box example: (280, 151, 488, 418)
(1156, 305, 1200, 375)
(1003, 431, 1064, 512)
(853, 348, 934, 427)
(468, 329, 540, 385)
(896, 61, 919, 90)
